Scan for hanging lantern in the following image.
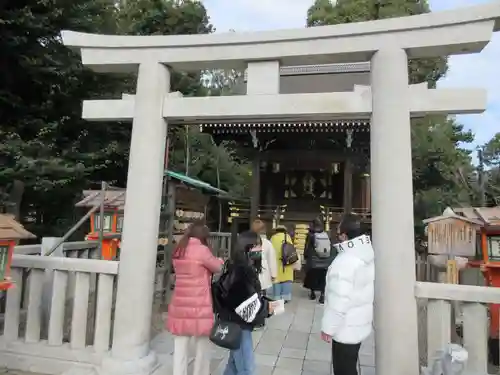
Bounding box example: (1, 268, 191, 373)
(331, 163, 339, 174)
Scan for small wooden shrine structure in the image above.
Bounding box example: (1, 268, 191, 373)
(202, 63, 375, 246)
(423, 208, 480, 284)
(75, 170, 227, 259)
(427, 206, 500, 363)
(424, 208, 480, 257)
(0, 214, 36, 290)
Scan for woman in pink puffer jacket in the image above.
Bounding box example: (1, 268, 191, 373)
(167, 221, 223, 375)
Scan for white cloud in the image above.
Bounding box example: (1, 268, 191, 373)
(438, 35, 500, 145)
(430, 0, 500, 146)
(202, 0, 500, 145)
(203, 0, 311, 31)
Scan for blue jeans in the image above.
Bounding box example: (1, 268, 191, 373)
(270, 281, 292, 301)
(223, 329, 254, 375)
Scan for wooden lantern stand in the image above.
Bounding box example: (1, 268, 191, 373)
(0, 214, 36, 290)
(474, 226, 500, 364)
(85, 232, 121, 260)
(438, 206, 500, 365)
(75, 172, 229, 264)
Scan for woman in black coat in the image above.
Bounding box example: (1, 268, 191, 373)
(303, 219, 334, 304)
(213, 231, 273, 375)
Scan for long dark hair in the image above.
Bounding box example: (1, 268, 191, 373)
(230, 230, 262, 273)
(173, 220, 210, 259)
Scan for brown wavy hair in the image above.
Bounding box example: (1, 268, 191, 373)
(173, 220, 210, 259)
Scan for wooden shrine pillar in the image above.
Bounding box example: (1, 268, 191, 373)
(361, 174, 371, 215)
(343, 158, 353, 213)
(250, 153, 261, 221)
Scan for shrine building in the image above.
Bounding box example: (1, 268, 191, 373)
(201, 62, 373, 231)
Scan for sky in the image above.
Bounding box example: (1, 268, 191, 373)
(201, 0, 499, 147)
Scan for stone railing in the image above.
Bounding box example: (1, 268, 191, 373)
(208, 232, 232, 258)
(0, 254, 118, 374)
(415, 282, 499, 374)
(62, 241, 100, 259)
(13, 244, 42, 256)
(15, 240, 100, 259)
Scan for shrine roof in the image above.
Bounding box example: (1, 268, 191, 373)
(243, 62, 370, 79)
(165, 170, 227, 196)
(453, 206, 500, 226)
(423, 213, 482, 226)
(75, 170, 228, 209)
(233, 62, 370, 96)
(0, 214, 36, 240)
(75, 190, 126, 209)
(200, 120, 369, 133)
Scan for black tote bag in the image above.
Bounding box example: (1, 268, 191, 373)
(210, 262, 242, 350)
(209, 317, 242, 350)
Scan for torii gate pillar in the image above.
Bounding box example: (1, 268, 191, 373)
(370, 48, 419, 374)
(101, 62, 170, 375)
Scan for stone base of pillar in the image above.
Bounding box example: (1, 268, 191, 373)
(61, 351, 158, 375)
(99, 351, 158, 375)
(61, 367, 97, 375)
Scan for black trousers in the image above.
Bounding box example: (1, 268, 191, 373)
(331, 340, 361, 375)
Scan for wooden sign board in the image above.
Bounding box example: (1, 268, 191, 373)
(427, 217, 477, 256)
(446, 259, 459, 284)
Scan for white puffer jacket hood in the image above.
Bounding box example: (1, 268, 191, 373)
(321, 234, 375, 344)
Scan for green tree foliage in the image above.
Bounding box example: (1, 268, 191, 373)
(482, 133, 500, 204)
(168, 127, 250, 198)
(307, 0, 448, 86)
(0, 0, 249, 236)
(306, 0, 476, 234)
(483, 132, 500, 167)
(0, 0, 121, 234)
(115, 0, 250, 197)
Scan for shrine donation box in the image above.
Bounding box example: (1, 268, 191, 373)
(0, 214, 36, 290)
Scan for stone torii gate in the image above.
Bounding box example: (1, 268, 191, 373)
(62, 4, 500, 375)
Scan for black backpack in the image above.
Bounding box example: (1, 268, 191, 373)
(211, 261, 233, 314)
(281, 235, 299, 266)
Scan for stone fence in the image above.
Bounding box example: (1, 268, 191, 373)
(0, 253, 118, 374)
(13, 231, 231, 300)
(415, 281, 500, 374)
(1, 236, 499, 374)
(0, 233, 232, 374)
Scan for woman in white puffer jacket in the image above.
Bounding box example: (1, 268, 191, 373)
(251, 219, 277, 293)
(321, 214, 374, 375)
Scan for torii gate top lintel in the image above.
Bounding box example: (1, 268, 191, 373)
(61, 2, 500, 72)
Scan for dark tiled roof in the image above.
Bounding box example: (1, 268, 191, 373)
(454, 206, 500, 225)
(0, 214, 36, 240)
(75, 190, 126, 209)
(201, 120, 369, 133)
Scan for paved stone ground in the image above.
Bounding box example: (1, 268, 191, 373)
(152, 283, 376, 375)
(0, 369, 48, 375)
